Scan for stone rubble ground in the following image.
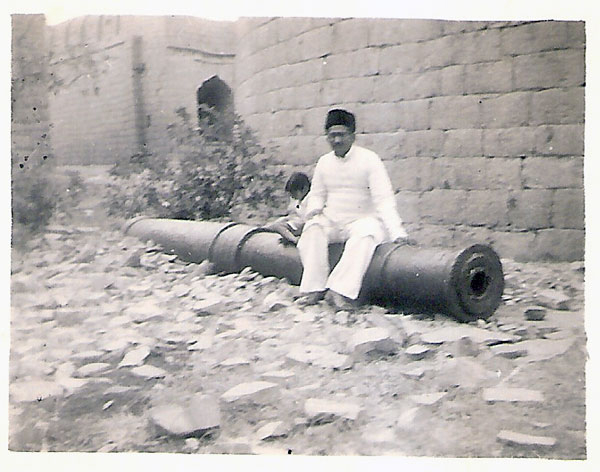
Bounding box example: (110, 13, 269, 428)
(9, 219, 586, 458)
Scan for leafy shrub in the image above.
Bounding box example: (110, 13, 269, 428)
(106, 107, 287, 223)
(11, 154, 60, 239)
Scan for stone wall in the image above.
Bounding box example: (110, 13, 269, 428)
(11, 14, 53, 170)
(47, 16, 235, 165)
(234, 18, 585, 262)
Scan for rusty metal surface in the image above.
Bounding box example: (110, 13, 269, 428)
(125, 218, 504, 321)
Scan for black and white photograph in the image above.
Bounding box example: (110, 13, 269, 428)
(5, 0, 596, 467)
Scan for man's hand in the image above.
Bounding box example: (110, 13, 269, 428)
(393, 236, 415, 246)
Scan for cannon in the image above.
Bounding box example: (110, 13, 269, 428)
(124, 217, 504, 322)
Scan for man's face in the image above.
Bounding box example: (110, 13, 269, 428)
(326, 125, 355, 157)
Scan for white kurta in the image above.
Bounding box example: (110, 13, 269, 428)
(298, 145, 407, 299)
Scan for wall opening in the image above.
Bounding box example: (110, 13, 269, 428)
(196, 75, 233, 125)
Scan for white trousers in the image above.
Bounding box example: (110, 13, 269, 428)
(297, 215, 387, 300)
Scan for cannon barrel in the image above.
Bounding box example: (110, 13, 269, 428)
(124, 217, 504, 322)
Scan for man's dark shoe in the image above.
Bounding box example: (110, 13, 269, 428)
(296, 290, 326, 306)
(325, 290, 359, 312)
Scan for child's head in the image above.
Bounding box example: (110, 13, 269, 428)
(285, 172, 311, 200)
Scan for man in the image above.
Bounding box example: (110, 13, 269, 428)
(297, 108, 409, 310)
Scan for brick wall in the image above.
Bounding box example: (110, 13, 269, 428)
(11, 14, 53, 170)
(234, 18, 585, 262)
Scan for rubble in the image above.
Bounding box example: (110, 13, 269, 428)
(483, 388, 544, 403)
(150, 395, 221, 437)
(304, 398, 363, 422)
(220, 381, 279, 404)
(497, 430, 556, 448)
(348, 328, 398, 357)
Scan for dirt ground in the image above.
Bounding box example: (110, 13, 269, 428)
(8, 172, 587, 459)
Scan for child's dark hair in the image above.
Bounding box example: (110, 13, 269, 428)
(285, 172, 311, 193)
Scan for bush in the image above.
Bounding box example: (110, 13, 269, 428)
(106, 107, 287, 223)
(11, 155, 60, 239)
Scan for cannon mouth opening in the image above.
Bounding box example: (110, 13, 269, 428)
(469, 269, 490, 297)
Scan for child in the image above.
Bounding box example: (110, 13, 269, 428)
(265, 172, 310, 245)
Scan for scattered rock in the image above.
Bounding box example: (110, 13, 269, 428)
(76, 362, 111, 377)
(286, 344, 352, 370)
(497, 430, 556, 448)
(537, 289, 570, 310)
(525, 306, 547, 321)
(396, 407, 420, 429)
(124, 301, 164, 323)
(192, 297, 226, 315)
(256, 421, 288, 440)
(118, 346, 151, 367)
(348, 328, 398, 357)
(102, 400, 114, 410)
(304, 398, 363, 423)
(410, 392, 447, 406)
(220, 381, 279, 404)
(512, 338, 574, 363)
(400, 367, 425, 380)
(10, 379, 66, 402)
(405, 344, 433, 361)
(483, 387, 544, 403)
(490, 344, 528, 359)
(260, 370, 295, 383)
(150, 395, 221, 437)
(263, 292, 291, 311)
(219, 357, 251, 368)
(130, 365, 167, 379)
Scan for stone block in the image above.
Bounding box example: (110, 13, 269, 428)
(463, 190, 510, 227)
(535, 124, 584, 156)
(419, 35, 458, 71)
(531, 87, 584, 125)
(488, 230, 536, 261)
(480, 92, 532, 128)
(357, 132, 405, 160)
(440, 64, 466, 96)
(452, 28, 503, 64)
(404, 129, 444, 158)
(410, 392, 447, 405)
(378, 43, 422, 75)
(442, 21, 489, 35)
(522, 156, 583, 189)
(369, 19, 444, 45)
(358, 102, 404, 134)
(441, 129, 483, 157)
(297, 26, 333, 61)
(430, 96, 481, 130)
(485, 157, 523, 189)
(501, 21, 569, 56)
(396, 191, 420, 224)
(464, 61, 513, 94)
(430, 157, 488, 190)
(387, 157, 435, 191)
(514, 50, 585, 90)
(531, 229, 584, 261)
(507, 189, 553, 230)
(396, 99, 431, 131)
(321, 77, 376, 106)
(323, 49, 380, 79)
(419, 189, 468, 225)
(552, 189, 585, 229)
(483, 127, 536, 157)
(331, 19, 370, 53)
(566, 21, 586, 49)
